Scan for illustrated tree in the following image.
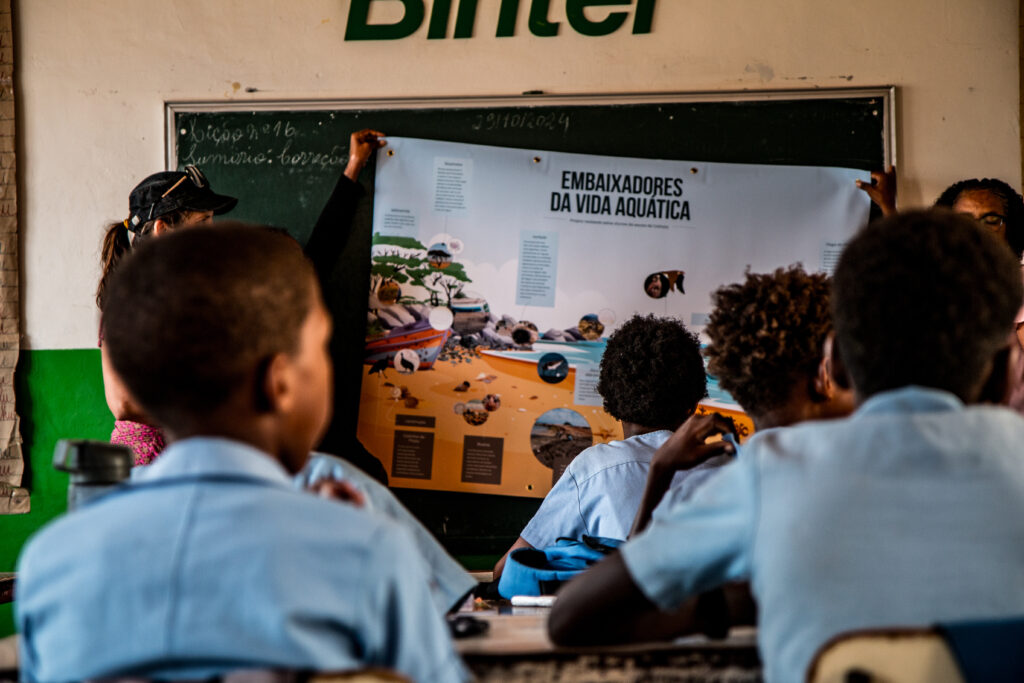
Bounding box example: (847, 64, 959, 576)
(427, 262, 471, 306)
(370, 233, 472, 306)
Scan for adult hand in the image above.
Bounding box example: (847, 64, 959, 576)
(344, 129, 387, 181)
(855, 166, 897, 216)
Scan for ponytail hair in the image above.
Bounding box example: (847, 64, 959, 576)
(97, 221, 133, 309)
(96, 208, 195, 310)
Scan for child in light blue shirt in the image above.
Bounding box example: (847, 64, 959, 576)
(18, 225, 465, 682)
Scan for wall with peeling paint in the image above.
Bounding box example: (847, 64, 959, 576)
(13, 0, 1020, 349)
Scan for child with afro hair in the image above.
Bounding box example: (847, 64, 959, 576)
(494, 314, 731, 579)
(628, 265, 854, 536)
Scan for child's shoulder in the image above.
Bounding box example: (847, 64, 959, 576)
(566, 430, 671, 482)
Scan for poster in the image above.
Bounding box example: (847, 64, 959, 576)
(357, 137, 870, 498)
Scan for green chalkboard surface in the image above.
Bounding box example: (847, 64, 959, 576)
(168, 90, 893, 563)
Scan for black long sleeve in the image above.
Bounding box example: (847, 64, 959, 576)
(303, 173, 365, 278)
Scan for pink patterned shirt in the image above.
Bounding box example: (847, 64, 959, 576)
(110, 420, 166, 466)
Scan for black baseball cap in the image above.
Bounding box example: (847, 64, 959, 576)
(125, 165, 237, 233)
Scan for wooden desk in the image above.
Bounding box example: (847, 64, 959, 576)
(457, 606, 761, 681)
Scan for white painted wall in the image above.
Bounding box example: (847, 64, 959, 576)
(15, 0, 1020, 349)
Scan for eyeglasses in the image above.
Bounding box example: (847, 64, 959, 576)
(978, 213, 1006, 228)
(644, 270, 685, 299)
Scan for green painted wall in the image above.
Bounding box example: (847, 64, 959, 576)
(1, 348, 112, 637)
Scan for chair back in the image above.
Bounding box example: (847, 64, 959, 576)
(806, 627, 964, 683)
(938, 617, 1024, 683)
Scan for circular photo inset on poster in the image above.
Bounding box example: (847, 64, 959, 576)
(453, 402, 466, 415)
(669, 269, 685, 295)
(530, 408, 593, 470)
(483, 394, 501, 411)
(462, 399, 489, 426)
(511, 321, 539, 346)
(394, 348, 420, 375)
(577, 313, 605, 341)
(428, 306, 455, 331)
(378, 279, 402, 305)
(427, 242, 453, 269)
(537, 352, 569, 384)
(644, 272, 670, 299)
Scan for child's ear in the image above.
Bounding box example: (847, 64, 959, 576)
(811, 357, 831, 402)
(258, 352, 294, 414)
(824, 332, 852, 391)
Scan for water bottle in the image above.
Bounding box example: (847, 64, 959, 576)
(53, 440, 132, 510)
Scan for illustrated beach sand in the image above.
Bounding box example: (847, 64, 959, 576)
(358, 347, 754, 499)
(357, 351, 622, 498)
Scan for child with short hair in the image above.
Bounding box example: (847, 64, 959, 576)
(18, 224, 464, 682)
(550, 210, 1024, 683)
(493, 314, 730, 578)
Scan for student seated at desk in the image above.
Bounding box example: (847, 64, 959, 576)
(630, 265, 854, 533)
(494, 314, 730, 579)
(550, 210, 1024, 683)
(16, 225, 465, 683)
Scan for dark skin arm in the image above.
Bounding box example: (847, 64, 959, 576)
(548, 552, 756, 646)
(855, 166, 897, 217)
(493, 536, 533, 580)
(630, 413, 737, 537)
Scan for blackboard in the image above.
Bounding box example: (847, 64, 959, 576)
(167, 89, 894, 564)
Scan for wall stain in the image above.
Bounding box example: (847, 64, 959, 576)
(744, 62, 775, 83)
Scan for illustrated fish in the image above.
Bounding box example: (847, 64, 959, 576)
(543, 359, 567, 373)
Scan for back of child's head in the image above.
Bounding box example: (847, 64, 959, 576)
(704, 266, 832, 419)
(831, 209, 1022, 401)
(597, 314, 706, 429)
(102, 222, 316, 432)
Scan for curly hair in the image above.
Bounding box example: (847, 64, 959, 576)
(935, 177, 1024, 259)
(832, 209, 1022, 401)
(704, 266, 832, 420)
(596, 314, 706, 428)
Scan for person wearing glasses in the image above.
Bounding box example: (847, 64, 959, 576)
(97, 129, 386, 465)
(934, 178, 1024, 258)
(934, 179, 1024, 412)
(857, 170, 1024, 255)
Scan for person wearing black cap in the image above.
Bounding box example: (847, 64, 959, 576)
(98, 129, 387, 467)
(96, 165, 238, 466)
(96, 164, 238, 311)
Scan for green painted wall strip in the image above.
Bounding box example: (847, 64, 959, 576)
(1, 348, 112, 637)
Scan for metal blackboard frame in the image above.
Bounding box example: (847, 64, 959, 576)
(166, 87, 897, 171)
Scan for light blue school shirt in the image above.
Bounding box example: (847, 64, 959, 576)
(622, 387, 1024, 683)
(16, 437, 466, 683)
(521, 430, 730, 546)
(298, 453, 476, 613)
